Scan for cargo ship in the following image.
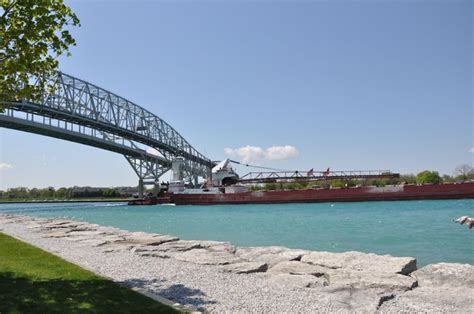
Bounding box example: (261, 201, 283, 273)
(129, 159, 474, 205)
(171, 182, 474, 205)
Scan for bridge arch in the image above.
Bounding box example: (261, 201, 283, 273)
(0, 72, 213, 196)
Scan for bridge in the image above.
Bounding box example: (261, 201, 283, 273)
(0, 71, 213, 196)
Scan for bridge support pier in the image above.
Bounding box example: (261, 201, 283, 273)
(193, 175, 198, 187)
(138, 179, 144, 198)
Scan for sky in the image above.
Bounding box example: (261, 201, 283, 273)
(1, 0, 473, 189)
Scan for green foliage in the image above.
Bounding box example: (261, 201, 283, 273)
(285, 183, 299, 190)
(0, 233, 177, 313)
(103, 188, 119, 197)
(0, 0, 80, 104)
(416, 170, 441, 185)
(330, 179, 346, 188)
(442, 175, 455, 183)
(0, 186, 129, 200)
(399, 174, 416, 184)
(264, 182, 277, 191)
(249, 185, 263, 192)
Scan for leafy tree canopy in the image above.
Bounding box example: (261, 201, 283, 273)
(416, 170, 441, 185)
(0, 0, 80, 104)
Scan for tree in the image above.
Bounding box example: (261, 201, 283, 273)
(0, 0, 80, 104)
(416, 171, 441, 185)
(454, 164, 474, 181)
(399, 174, 416, 184)
(264, 183, 277, 191)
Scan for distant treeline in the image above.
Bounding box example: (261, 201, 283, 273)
(250, 165, 474, 192)
(0, 186, 138, 200)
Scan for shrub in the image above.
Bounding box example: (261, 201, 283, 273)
(416, 171, 441, 185)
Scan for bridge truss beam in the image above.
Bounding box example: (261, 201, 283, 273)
(0, 72, 213, 195)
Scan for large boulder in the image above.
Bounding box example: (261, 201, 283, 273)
(153, 240, 203, 253)
(325, 268, 417, 291)
(301, 251, 416, 275)
(267, 261, 416, 291)
(267, 261, 328, 276)
(411, 263, 474, 288)
(322, 286, 398, 313)
(379, 263, 474, 313)
(265, 273, 328, 289)
(222, 261, 268, 274)
(235, 246, 308, 267)
(123, 232, 179, 246)
(173, 248, 243, 265)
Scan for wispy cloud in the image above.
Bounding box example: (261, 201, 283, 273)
(469, 147, 474, 153)
(224, 145, 299, 163)
(0, 162, 13, 170)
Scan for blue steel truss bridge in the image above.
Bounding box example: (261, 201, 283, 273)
(0, 72, 213, 196)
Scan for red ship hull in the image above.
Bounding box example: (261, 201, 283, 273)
(172, 182, 474, 205)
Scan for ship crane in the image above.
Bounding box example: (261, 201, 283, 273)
(207, 159, 399, 187)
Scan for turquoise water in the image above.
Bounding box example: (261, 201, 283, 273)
(1, 200, 473, 266)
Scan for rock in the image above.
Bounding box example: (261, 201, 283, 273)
(268, 261, 329, 276)
(267, 261, 416, 292)
(100, 235, 125, 243)
(154, 240, 206, 253)
(173, 248, 243, 265)
(222, 262, 268, 274)
(325, 268, 417, 291)
(301, 251, 416, 275)
(44, 231, 70, 238)
(123, 232, 179, 246)
(265, 274, 328, 289)
(378, 263, 474, 313)
(149, 252, 173, 259)
(324, 286, 397, 313)
(101, 244, 134, 253)
(411, 263, 474, 288)
(196, 240, 236, 253)
(235, 246, 308, 267)
(131, 246, 161, 253)
(66, 230, 106, 237)
(77, 239, 107, 247)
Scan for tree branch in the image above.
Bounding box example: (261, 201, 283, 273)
(1, 0, 17, 20)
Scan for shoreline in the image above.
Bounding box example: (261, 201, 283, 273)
(1, 213, 473, 313)
(0, 199, 130, 204)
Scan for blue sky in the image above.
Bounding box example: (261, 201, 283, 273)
(1, 0, 473, 189)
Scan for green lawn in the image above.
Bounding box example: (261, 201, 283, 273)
(0, 232, 178, 313)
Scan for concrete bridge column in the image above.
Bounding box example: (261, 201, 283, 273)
(153, 182, 160, 196)
(193, 175, 198, 187)
(138, 179, 144, 198)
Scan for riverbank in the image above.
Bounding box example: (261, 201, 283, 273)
(1, 214, 472, 312)
(0, 198, 130, 204)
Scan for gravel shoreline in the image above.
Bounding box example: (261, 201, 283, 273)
(1, 214, 473, 313)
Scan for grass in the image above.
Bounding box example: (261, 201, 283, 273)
(0, 232, 178, 313)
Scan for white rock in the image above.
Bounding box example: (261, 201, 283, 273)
(222, 262, 268, 274)
(235, 246, 308, 267)
(268, 261, 329, 276)
(301, 251, 416, 275)
(265, 273, 328, 289)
